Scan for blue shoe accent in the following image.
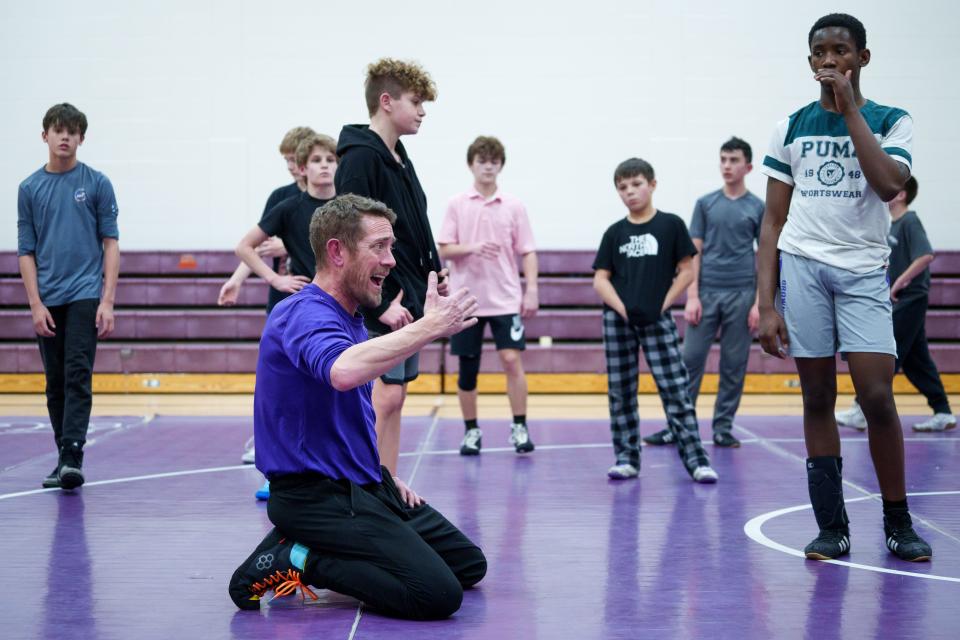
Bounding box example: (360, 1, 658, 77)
(255, 479, 270, 501)
(290, 543, 308, 570)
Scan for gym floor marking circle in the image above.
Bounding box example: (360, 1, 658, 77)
(743, 491, 960, 583)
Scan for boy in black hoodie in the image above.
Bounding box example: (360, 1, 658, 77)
(336, 58, 444, 507)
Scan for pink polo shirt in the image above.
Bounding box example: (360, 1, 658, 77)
(438, 188, 536, 317)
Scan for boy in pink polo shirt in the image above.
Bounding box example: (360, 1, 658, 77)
(438, 136, 539, 455)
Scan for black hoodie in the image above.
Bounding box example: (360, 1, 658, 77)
(335, 125, 442, 334)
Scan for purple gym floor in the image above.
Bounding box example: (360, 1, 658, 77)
(1, 413, 957, 640)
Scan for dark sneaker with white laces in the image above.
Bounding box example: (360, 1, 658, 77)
(642, 429, 674, 445)
(804, 529, 851, 560)
(229, 529, 317, 610)
(42, 465, 61, 489)
(885, 518, 932, 562)
(713, 432, 741, 448)
(510, 423, 534, 453)
(57, 440, 85, 490)
(460, 428, 482, 455)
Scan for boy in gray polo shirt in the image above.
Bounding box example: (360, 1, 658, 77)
(644, 137, 763, 449)
(17, 103, 119, 490)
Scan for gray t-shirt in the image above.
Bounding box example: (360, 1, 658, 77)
(888, 210, 933, 308)
(17, 163, 119, 306)
(689, 189, 764, 291)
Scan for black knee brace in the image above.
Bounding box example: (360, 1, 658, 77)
(457, 355, 481, 391)
(807, 456, 850, 532)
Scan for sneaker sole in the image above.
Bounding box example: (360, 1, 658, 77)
(459, 448, 480, 456)
(58, 470, 84, 490)
(805, 551, 840, 561)
(514, 444, 534, 454)
(713, 441, 741, 448)
(912, 423, 956, 432)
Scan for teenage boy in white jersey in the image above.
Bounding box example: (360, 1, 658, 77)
(757, 13, 931, 562)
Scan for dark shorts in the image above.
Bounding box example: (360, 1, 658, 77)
(450, 314, 526, 357)
(369, 332, 420, 385)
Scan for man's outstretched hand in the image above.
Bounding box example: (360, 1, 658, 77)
(422, 271, 478, 338)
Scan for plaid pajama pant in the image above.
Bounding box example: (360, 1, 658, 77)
(603, 309, 710, 473)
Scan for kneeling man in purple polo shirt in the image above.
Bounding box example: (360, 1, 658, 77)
(228, 194, 486, 619)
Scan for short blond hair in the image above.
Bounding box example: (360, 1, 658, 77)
(278, 126, 316, 155)
(295, 134, 337, 168)
(364, 58, 437, 117)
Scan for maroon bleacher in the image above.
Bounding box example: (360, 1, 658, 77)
(1, 250, 959, 375)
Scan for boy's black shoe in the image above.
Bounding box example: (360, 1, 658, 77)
(42, 465, 61, 489)
(57, 440, 85, 490)
(642, 429, 674, 445)
(804, 529, 851, 560)
(884, 516, 932, 562)
(229, 529, 317, 610)
(713, 432, 741, 448)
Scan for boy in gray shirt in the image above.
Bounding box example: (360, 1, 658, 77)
(17, 103, 120, 490)
(644, 137, 763, 448)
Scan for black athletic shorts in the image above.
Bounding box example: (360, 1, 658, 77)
(450, 314, 526, 357)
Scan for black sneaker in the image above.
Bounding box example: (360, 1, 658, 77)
(642, 429, 674, 445)
(58, 441, 85, 490)
(510, 423, 534, 453)
(713, 432, 741, 448)
(228, 529, 317, 610)
(42, 465, 61, 489)
(804, 529, 851, 560)
(460, 428, 482, 455)
(885, 519, 932, 562)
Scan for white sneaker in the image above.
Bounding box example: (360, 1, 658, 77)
(692, 466, 719, 483)
(912, 413, 957, 432)
(241, 436, 256, 464)
(509, 423, 535, 453)
(459, 428, 482, 455)
(835, 401, 867, 430)
(607, 463, 639, 480)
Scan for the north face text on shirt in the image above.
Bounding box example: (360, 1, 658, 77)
(619, 234, 659, 258)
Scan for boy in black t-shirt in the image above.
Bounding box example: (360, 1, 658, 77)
(836, 176, 955, 432)
(593, 158, 717, 483)
(218, 126, 316, 312)
(233, 133, 337, 500)
(235, 133, 337, 288)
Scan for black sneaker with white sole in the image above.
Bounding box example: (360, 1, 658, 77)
(884, 517, 932, 562)
(804, 529, 851, 560)
(642, 429, 674, 445)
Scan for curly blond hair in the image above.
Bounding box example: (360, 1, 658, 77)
(364, 58, 437, 117)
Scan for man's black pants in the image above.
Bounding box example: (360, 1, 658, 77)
(37, 299, 99, 450)
(894, 297, 951, 414)
(267, 468, 487, 620)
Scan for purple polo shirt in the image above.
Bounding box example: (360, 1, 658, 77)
(253, 284, 381, 484)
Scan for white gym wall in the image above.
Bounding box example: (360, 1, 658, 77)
(2, 0, 958, 250)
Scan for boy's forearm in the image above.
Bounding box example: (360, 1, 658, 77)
(593, 275, 625, 313)
(101, 238, 120, 305)
(437, 243, 472, 259)
(236, 244, 278, 284)
(230, 262, 253, 283)
(687, 239, 703, 298)
(663, 267, 693, 311)
(521, 251, 539, 292)
(846, 110, 909, 201)
(896, 254, 935, 287)
(17, 255, 44, 308)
